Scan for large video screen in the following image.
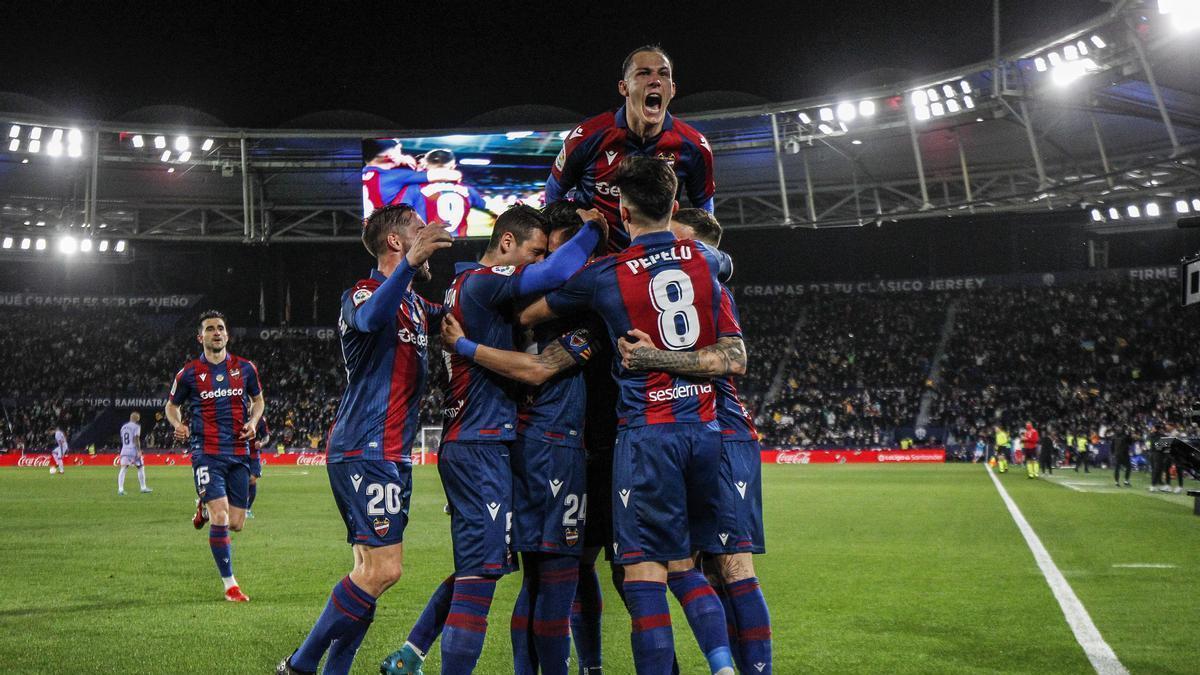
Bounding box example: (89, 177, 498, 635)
(361, 131, 565, 238)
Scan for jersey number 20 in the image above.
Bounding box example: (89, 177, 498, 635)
(650, 269, 700, 350)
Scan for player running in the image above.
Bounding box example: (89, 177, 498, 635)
(277, 205, 453, 675)
(546, 45, 715, 251)
(50, 426, 68, 474)
(381, 204, 604, 675)
(396, 149, 490, 237)
(520, 157, 736, 675)
(247, 417, 270, 518)
(117, 412, 152, 495)
(165, 310, 265, 603)
(617, 208, 772, 674)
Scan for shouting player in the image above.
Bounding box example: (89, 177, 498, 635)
(165, 310, 265, 603)
(381, 205, 604, 675)
(396, 149, 490, 237)
(50, 426, 68, 475)
(277, 205, 453, 675)
(117, 412, 152, 495)
(521, 157, 736, 675)
(618, 208, 772, 674)
(546, 44, 715, 251)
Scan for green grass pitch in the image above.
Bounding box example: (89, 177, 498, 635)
(1, 463, 1197, 673)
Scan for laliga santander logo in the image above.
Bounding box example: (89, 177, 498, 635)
(17, 455, 52, 467)
(775, 451, 811, 465)
(296, 453, 327, 466)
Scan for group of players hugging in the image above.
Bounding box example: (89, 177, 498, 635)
(166, 45, 771, 675)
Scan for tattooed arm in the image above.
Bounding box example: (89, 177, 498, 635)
(441, 313, 583, 386)
(618, 328, 747, 377)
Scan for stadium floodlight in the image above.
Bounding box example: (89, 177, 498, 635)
(459, 158, 490, 166)
(942, 84, 955, 99)
(926, 87, 940, 102)
(505, 131, 534, 140)
(160, 150, 171, 162)
(851, 139, 863, 145)
(20, 237, 31, 250)
(1076, 40, 1089, 56)
(58, 236, 77, 254)
(817, 123, 833, 135)
(50, 129, 63, 143)
(7, 138, 18, 152)
(153, 135, 166, 149)
(28, 139, 40, 153)
(178, 150, 192, 162)
(35, 238, 45, 250)
(931, 102, 946, 117)
(115, 240, 127, 253)
(819, 107, 834, 122)
(174, 136, 189, 151)
(1193, 198, 1200, 211)
(1034, 57, 1048, 72)
(911, 90, 929, 106)
(1, 237, 11, 249)
(79, 238, 92, 253)
(68, 143, 82, 158)
(30, 127, 42, 140)
(98, 240, 108, 252)
(1146, 202, 1162, 217)
(1048, 52, 1063, 67)
(1064, 44, 1079, 61)
(1177, 199, 1191, 214)
(1127, 205, 1141, 218)
(7, 125, 18, 138)
(46, 140, 63, 157)
(68, 129, 82, 144)
(1160, 0, 1200, 31)
(167, 167, 175, 173)
(1108, 207, 1120, 219)
(1091, 35, 1106, 49)
(946, 99, 961, 113)
(914, 105, 932, 121)
(858, 100, 875, 117)
(797, 111, 812, 124)
(201, 138, 214, 151)
(1090, 208, 1103, 221)
(1052, 58, 1098, 86)
(963, 95, 976, 109)
(132, 134, 144, 148)
(836, 102, 856, 122)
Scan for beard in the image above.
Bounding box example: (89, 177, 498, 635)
(416, 261, 432, 282)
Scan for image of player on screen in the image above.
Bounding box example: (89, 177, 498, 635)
(362, 140, 463, 219)
(395, 149, 493, 237)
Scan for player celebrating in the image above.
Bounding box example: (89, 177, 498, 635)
(546, 45, 715, 251)
(363, 140, 463, 219)
(247, 416, 270, 518)
(618, 208, 772, 674)
(521, 157, 736, 675)
(165, 310, 265, 603)
(50, 426, 68, 475)
(381, 205, 604, 675)
(396, 149, 490, 237)
(117, 412, 152, 495)
(277, 205, 453, 675)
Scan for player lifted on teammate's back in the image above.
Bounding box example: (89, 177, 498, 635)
(165, 310, 265, 603)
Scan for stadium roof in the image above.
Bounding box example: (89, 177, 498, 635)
(0, 0, 1196, 245)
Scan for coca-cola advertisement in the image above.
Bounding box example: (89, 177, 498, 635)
(1, 451, 440, 467)
(763, 449, 945, 464)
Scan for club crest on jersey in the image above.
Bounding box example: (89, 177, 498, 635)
(352, 288, 374, 307)
(655, 151, 677, 166)
(568, 332, 588, 349)
(230, 368, 241, 378)
(372, 517, 390, 537)
(564, 527, 579, 547)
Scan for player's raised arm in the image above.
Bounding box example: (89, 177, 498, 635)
(353, 208, 453, 333)
(512, 208, 607, 298)
(441, 313, 590, 386)
(618, 329, 747, 377)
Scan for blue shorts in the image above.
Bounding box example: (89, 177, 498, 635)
(611, 422, 724, 564)
(439, 441, 514, 577)
(191, 454, 251, 509)
(716, 439, 766, 554)
(328, 459, 412, 547)
(249, 456, 262, 478)
(512, 434, 588, 556)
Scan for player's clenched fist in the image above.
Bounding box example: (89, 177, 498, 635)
(173, 424, 190, 442)
(576, 207, 608, 230)
(441, 313, 466, 346)
(618, 328, 657, 370)
(405, 223, 454, 266)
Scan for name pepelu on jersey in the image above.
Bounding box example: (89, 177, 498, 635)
(516, 321, 599, 447)
(441, 263, 529, 443)
(545, 233, 731, 429)
(170, 354, 262, 456)
(327, 270, 441, 463)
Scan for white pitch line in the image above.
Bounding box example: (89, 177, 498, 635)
(986, 466, 1128, 675)
(1112, 563, 1177, 569)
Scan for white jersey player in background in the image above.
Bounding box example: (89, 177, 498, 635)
(50, 427, 68, 474)
(118, 412, 152, 495)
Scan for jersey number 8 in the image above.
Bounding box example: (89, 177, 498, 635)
(650, 269, 700, 350)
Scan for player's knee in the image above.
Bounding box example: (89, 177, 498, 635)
(718, 554, 755, 583)
(371, 559, 404, 588)
(228, 521, 244, 532)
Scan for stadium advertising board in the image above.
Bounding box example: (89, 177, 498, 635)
(361, 132, 562, 238)
(762, 449, 946, 464)
(0, 293, 203, 309)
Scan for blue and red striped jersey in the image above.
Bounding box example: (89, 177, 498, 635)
(396, 181, 487, 237)
(714, 285, 759, 442)
(361, 166, 436, 218)
(516, 319, 601, 448)
(251, 417, 271, 457)
(545, 105, 715, 251)
(440, 262, 530, 442)
(327, 269, 442, 463)
(169, 353, 263, 456)
(545, 231, 733, 429)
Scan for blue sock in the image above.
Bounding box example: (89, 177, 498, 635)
(716, 584, 744, 673)
(208, 524, 233, 579)
(533, 555, 579, 675)
(512, 559, 537, 675)
(407, 575, 455, 655)
(322, 580, 377, 675)
(441, 576, 497, 674)
(248, 482, 258, 509)
(667, 570, 733, 674)
(622, 580, 675, 675)
(571, 560, 603, 672)
(292, 577, 377, 673)
(726, 577, 772, 675)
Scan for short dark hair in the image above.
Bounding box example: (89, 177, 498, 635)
(621, 44, 672, 78)
(614, 156, 678, 222)
(362, 204, 416, 258)
(543, 200, 608, 255)
(487, 204, 549, 252)
(672, 208, 722, 246)
(198, 309, 227, 333)
(424, 149, 455, 167)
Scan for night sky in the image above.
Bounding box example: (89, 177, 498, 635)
(1, 1, 1104, 128)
